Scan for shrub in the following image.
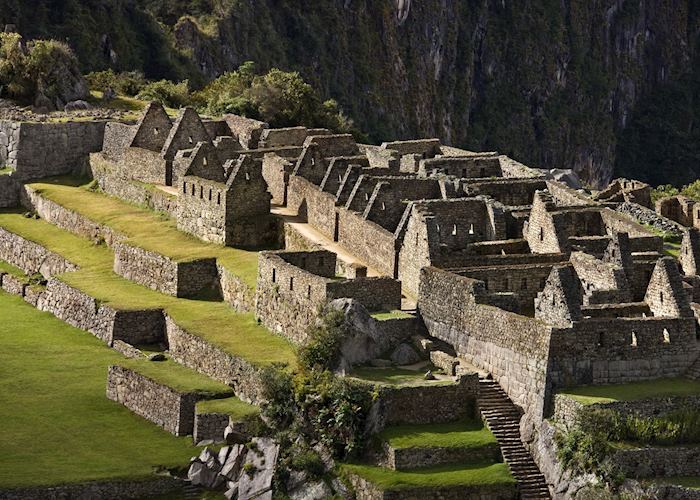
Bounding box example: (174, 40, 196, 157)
(85, 70, 147, 96)
(136, 79, 190, 108)
(298, 308, 348, 372)
(650, 184, 679, 204)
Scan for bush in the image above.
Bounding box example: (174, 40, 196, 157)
(85, 70, 147, 96)
(298, 308, 348, 372)
(650, 184, 679, 204)
(136, 79, 190, 108)
(0, 33, 87, 108)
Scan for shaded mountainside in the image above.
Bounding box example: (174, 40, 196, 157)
(1, 0, 699, 187)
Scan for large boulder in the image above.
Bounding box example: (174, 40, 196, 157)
(238, 438, 280, 500)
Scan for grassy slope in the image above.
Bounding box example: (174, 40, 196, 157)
(380, 420, 497, 450)
(0, 211, 296, 367)
(560, 377, 700, 405)
(118, 358, 233, 396)
(341, 462, 515, 490)
(195, 396, 259, 420)
(28, 179, 260, 288)
(370, 310, 416, 321)
(350, 367, 450, 386)
(0, 291, 198, 488)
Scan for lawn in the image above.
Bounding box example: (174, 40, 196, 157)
(196, 396, 260, 420)
(340, 462, 514, 490)
(350, 366, 449, 386)
(0, 212, 296, 368)
(27, 179, 260, 289)
(559, 377, 700, 405)
(370, 310, 416, 321)
(0, 290, 199, 488)
(118, 358, 233, 396)
(379, 420, 497, 450)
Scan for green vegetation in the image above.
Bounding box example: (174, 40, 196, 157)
(0, 210, 296, 367)
(0, 166, 12, 175)
(28, 179, 260, 288)
(651, 476, 700, 489)
(370, 310, 416, 321)
(0, 290, 197, 488)
(380, 420, 497, 450)
(137, 79, 191, 109)
(340, 462, 515, 490)
(650, 180, 700, 204)
(297, 307, 348, 371)
(118, 358, 233, 396)
(196, 396, 259, 420)
(560, 378, 700, 405)
(0, 32, 86, 107)
(86, 69, 147, 96)
(0, 257, 27, 278)
(350, 366, 449, 386)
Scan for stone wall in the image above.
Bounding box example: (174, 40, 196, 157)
(106, 365, 203, 436)
(0, 174, 20, 208)
(613, 446, 700, 479)
(218, 263, 254, 312)
(193, 412, 229, 444)
(378, 441, 502, 471)
(0, 226, 79, 278)
(262, 153, 293, 205)
(38, 278, 164, 345)
(113, 242, 219, 298)
(418, 267, 551, 424)
(337, 208, 397, 277)
(223, 114, 268, 149)
(0, 120, 106, 181)
(22, 185, 125, 245)
(287, 174, 339, 240)
(165, 316, 265, 404)
(0, 476, 184, 500)
(369, 374, 479, 428)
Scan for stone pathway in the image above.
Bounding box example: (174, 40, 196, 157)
(478, 379, 551, 499)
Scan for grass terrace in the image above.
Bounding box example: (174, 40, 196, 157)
(118, 358, 234, 397)
(380, 420, 497, 451)
(340, 462, 515, 491)
(559, 377, 700, 405)
(0, 166, 12, 175)
(370, 310, 416, 321)
(27, 178, 260, 289)
(196, 396, 260, 420)
(349, 366, 451, 386)
(0, 212, 296, 368)
(650, 476, 700, 490)
(0, 290, 198, 488)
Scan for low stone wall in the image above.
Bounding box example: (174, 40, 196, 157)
(617, 202, 683, 237)
(0, 174, 20, 208)
(378, 442, 502, 471)
(554, 393, 700, 429)
(22, 185, 125, 245)
(368, 374, 479, 430)
(218, 263, 254, 312)
(327, 277, 402, 312)
(345, 473, 517, 500)
(113, 242, 219, 298)
(107, 365, 202, 436)
(1, 272, 26, 296)
(38, 278, 164, 345)
(165, 316, 264, 404)
(193, 412, 229, 444)
(0, 476, 185, 500)
(90, 153, 178, 216)
(0, 226, 79, 278)
(613, 446, 700, 478)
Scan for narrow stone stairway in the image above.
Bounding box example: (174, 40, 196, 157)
(478, 379, 551, 499)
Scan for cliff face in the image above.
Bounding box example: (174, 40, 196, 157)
(1, 0, 698, 187)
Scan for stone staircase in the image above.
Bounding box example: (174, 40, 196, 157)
(479, 379, 551, 499)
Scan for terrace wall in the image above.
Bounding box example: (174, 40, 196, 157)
(0, 175, 20, 208)
(106, 365, 202, 436)
(0, 226, 79, 278)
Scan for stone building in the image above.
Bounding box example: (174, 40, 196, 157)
(656, 195, 700, 228)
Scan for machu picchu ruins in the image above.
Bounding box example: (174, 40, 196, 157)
(0, 96, 699, 500)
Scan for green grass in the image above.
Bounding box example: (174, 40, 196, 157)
(0, 166, 12, 175)
(196, 396, 259, 420)
(380, 420, 497, 450)
(560, 378, 700, 405)
(118, 358, 233, 396)
(0, 212, 296, 368)
(0, 258, 28, 279)
(0, 290, 199, 488)
(649, 476, 700, 489)
(350, 366, 449, 386)
(370, 310, 415, 321)
(27, 179, 260, 288)
(340, 462, 515, 490)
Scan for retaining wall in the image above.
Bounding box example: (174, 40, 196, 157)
(345, 474, 517, 500)
(0, 226, 79, 278)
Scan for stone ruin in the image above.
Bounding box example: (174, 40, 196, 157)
(0, 102, 698, 499)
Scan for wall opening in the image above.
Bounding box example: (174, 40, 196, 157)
(631, 332, 638, 347)
(290, 277, 294, 291)
(182, 182, 187, 194)
(307, 285, 311, 299)
(272, 269, 276, 283)
(597, 332, 605, 347)
(663, 328, 671, 344)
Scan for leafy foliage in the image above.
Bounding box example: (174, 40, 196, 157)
(0, 33, 86, 107)
(86, 70, 147, 96)
(136, 79, 190, 108)
(297, 308, 348, 372)
(194, 62, 359, 135)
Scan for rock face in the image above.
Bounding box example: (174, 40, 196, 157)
(4, 1, 698, 187)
